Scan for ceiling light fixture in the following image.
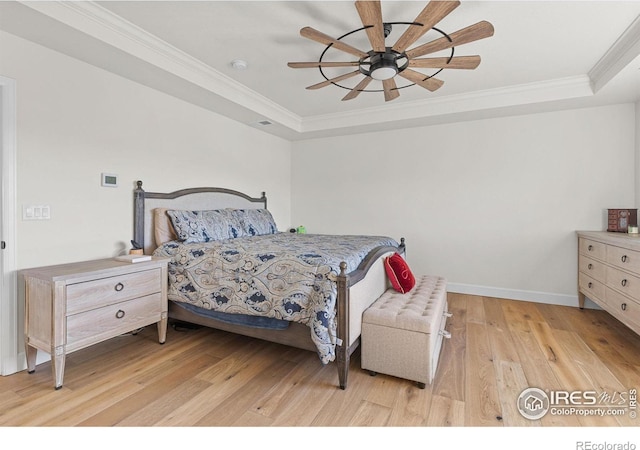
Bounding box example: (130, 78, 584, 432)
(231, 59, 248, 70)
(287, 0, 494, 102)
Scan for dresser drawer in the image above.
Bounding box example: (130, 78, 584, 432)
(578, 255, 606, 282)
(579, 238, 606, 261)
(604, 288, 640, 333)
(606, 266, 640, 298)
(606, 245, 640, 274)
(578, 272, 605, 302)
(66, 268, 161, 314)
(66, 293, 163, 351)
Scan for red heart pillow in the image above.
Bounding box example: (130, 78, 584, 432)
(384, 253, 416, 293)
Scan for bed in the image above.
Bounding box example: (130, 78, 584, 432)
(133, 181, 405, 389)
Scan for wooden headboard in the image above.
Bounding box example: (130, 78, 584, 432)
(133, 180, 267, 255)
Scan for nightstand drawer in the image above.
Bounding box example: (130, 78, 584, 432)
(67, 268, 161, 314)
(66, 293, 163, 351)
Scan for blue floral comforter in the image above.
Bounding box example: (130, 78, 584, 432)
(153, 233, 399, 363)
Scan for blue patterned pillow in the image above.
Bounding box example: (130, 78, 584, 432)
(235, 209, 278, 236)
(167, 209, 244, 243)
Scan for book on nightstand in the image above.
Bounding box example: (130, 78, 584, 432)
(115, 254, 152, 263)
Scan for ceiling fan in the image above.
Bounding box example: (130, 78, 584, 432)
(287, 0, 494, 102)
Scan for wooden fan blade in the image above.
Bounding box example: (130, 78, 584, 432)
(392, 1, 460, 53)
(342, 76, 373, 101)
(300, 27, 369, 58)
(398, 69, 444, 92)
(306, 70, 362, 90)
(382, 78, 400, 102)
(408, 55, 481, 70)
(355, 0, 386, 52)
(405, 21, 495, 59)
(288, 61, 360, 68)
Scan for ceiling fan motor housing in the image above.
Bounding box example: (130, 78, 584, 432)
(365, 50, 404, 80)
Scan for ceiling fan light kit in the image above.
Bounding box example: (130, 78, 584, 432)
(288, 0, 494, 102)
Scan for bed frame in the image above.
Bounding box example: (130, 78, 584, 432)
(133, 180, 404, 389)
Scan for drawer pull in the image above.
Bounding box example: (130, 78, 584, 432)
(588, 263, 593, 270)
(115, 309, 126, 319)
(621, 255, 628, 263)
(622, 279, 628, 287)
(588, 282, 593, 288)
(588, 245, 593, 251)
(621, 303, 627, 311)
(114, 282, 124, 292)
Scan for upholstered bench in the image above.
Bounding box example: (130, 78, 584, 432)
(361, 275, 450, 388)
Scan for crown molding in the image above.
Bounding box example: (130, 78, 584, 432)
(589, 14, 640, 93)
(301, 75, 594, 133)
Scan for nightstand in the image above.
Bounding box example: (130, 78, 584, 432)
(21, 257, 169, 389)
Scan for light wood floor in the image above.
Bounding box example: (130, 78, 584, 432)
(1, 293, 639, 427)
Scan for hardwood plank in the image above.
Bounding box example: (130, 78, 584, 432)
(494, 360, 538, 426)
(385, 382, 433, 426)
(425, 394, 465, 426)
(464, 322, 503, 426)
(312, 357, 379, 426)
(248, 352, 327, 419)
(464, 294, 485, 324)
(348, 400, 392, 426)
(484, 297, 521, 363)
(501, 299, 546, 334)
(194, 357, 297, 426)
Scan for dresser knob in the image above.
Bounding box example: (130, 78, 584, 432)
(622, 279, 628, 287)
(588, 282, 593, 288)
(621, 303, 627, 311)
(114, 282, 124, 292)
(588, 245, 593, 251)
(115, 309, 126, 319)
(621, 255, 628, 263)
(588, 264, 593, 270)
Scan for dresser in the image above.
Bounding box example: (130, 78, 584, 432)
(577, 231, 640, 336)
(22, 257, 169, 389)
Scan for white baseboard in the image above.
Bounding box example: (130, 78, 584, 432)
(447, 282, 601, 310)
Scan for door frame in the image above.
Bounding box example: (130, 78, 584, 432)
(0, 75, 19, 375)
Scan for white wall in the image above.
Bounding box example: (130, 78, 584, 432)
(0, 31, 292, 270)
(291, 104, 637, 303)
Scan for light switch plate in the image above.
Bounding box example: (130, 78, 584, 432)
(23, 205, 50, 220)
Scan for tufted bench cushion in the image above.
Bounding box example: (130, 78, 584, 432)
(361, 275, 450, 387)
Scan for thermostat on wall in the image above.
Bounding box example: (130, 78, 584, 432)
(101, 173, 118, 187)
